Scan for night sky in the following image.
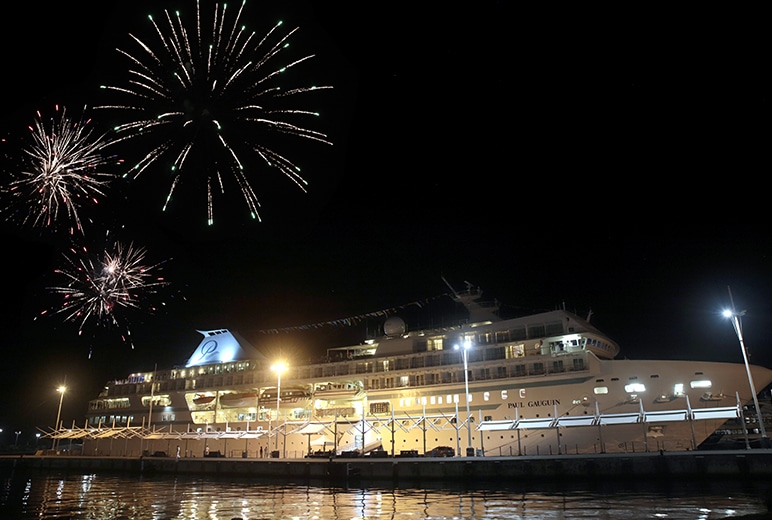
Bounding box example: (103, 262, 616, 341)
(1, 2, 770, 445)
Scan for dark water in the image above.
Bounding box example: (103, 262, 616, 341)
(1, 470, 771, 519)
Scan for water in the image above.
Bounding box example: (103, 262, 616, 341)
(1, 470, 771, 519)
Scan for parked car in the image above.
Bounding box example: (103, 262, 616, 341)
(429, 446, 454, 457)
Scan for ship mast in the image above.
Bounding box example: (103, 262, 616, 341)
(442, 277, 500, 324)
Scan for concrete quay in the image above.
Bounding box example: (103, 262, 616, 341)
(3, 449, 772, 485)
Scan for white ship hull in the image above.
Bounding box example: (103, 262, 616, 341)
(77, 286, 772, 458)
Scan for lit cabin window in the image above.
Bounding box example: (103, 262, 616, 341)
(690, 380, 712, 389)
(484, 391, 490, 401)
(625, 383, 646, 393)
(453, 394, 460, 403)
(421, 396, 427, 405)
(519, 389, 526, 399)
(506, 344, 525, 358)
(674, 383, 685, 396)
(430, 396, 436, 405)
(594, 386, 609, 395)
(370, 402, 390, 414)
(501, 390, 508, 400)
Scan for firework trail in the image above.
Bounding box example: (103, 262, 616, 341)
(2, 105, 120, 236)
(39, 239, 172, 347)
(97, 1, 333, 225)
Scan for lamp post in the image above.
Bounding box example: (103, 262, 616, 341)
(271, 362, 287, 455)
(454, 340, 473, 456)
(723, 286, 767, 442)
(14, 431, 21, 447)
(54, 384, 66, 452)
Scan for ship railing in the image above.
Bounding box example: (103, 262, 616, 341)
(366, 353, 591, 390)
(312, 345, 590, 374)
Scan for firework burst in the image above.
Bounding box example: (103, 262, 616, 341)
(97, 1, 333, 225)
(39, 239, 172, 346)
(3, 105, 120, 235)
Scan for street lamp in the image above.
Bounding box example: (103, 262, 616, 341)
(723, 287, 767, 442)
(14, 431, 21, 447)
(454, 340, 473, 456)
(54, 384, 66, 451)
(271, 362, 287, 454)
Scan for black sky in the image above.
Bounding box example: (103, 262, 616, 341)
(1, 3, 771, 443)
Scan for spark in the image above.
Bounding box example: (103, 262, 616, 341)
(40, 240, 172, 346)
(3, 105, 120, 235)
(97, 1, 333, 225)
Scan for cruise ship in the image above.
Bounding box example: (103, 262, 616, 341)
(62, 282, 772, 458)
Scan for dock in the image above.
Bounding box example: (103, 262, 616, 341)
(3, 449, 772, 485)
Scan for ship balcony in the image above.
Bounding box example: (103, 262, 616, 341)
(360, 352, 591, 392)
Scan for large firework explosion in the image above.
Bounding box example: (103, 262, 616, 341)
(2, 105, 120, 236)
(97, 1, 333, 226)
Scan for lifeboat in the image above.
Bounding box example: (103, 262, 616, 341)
(259, 387, 311, 406)
(219, 392, 258, 408)
(192, 394, 216, 406)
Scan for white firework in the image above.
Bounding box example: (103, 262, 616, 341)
(4, 105, 119, 235)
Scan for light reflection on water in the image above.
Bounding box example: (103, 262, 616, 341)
(1, 471, 770, 519)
